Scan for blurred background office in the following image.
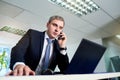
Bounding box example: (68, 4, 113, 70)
(0, 0, 120, 76)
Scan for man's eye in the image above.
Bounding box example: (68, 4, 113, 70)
(60, 27, 63, 30)
(52, 23, 57, 26)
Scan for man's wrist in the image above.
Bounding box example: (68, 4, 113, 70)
(13, 62, 25, 70)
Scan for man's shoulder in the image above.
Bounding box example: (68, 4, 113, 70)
(27, 29, 44, 34)
(28, 29, 42, 33)
(25, 29, 45, 37)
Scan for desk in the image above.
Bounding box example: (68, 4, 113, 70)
(0, 72, 120, 80)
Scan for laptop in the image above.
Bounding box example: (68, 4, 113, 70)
(64, 38, 106, 74)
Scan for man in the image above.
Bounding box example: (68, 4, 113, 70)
(8, 15, 69, 76)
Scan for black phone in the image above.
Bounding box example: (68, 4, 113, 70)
(58, 32, 65, 40)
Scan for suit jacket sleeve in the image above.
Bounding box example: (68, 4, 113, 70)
(57, 52, 69, 73)
(10, 29, 32, 70)
(54, 41, 69, 73)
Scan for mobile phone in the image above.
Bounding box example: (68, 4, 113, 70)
(58, 32, 65, 40)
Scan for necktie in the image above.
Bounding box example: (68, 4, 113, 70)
(35, 38, 53, 75)
(42, 38, 52, 70)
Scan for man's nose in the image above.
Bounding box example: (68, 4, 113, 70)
(55, 29, 58, 32)
(55, 27, 59, 32)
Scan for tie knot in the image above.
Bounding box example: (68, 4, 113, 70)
(46, 38, 52, 44)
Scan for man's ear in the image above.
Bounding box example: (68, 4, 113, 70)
(46, 22, 49, 28)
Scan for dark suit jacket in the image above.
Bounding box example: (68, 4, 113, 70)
(10, 29, 69, 73)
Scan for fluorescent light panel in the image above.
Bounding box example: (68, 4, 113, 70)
(0, 26, 26, 36)
(116, 35, 120, 39)
(48, 0, 100, 16)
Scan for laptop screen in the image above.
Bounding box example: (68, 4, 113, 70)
(64, 39, 106, 74)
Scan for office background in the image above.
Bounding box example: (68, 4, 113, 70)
(0, 0, 120, 75)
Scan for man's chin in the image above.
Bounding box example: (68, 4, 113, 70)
(50, 36, 56, 39)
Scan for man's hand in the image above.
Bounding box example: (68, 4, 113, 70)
(58, 32, 67, 48)
(7, 64, 35, 76)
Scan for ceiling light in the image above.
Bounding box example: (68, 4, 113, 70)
(0, 26, 26, 36)
(116, 35, 120, 39)
(48, 0, 100, 16)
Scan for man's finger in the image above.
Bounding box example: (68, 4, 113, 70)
(24, 66, 35, 76)
(13, 69, 18, 76)
(18, 68, 24, 76)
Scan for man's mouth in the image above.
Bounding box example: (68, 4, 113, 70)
(53, 32, 58, 36)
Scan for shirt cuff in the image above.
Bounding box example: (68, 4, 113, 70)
(13, 62, 25, 70)
(60, 50, 67, 55)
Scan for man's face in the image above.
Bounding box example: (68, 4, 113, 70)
(46, 19, 64, 39)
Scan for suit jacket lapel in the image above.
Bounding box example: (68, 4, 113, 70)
(48, 39, 59, 69)
(33, 31, 45, 62)
(39, 32, 45, 54)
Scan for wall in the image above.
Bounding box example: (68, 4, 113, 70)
(103, 36, 120, 72)
(0, 31, 22, 47)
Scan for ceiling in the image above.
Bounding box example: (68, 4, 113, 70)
(0, 0, 120, 45)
